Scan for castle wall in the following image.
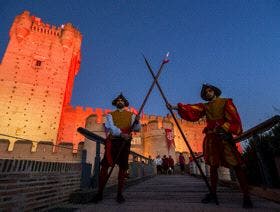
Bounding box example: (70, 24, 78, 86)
(0, 11, 206, 161)
(0, 11, 81, 148)
(0, 139, 82, 163)
(83, 114, 106, 166)
(0, 159, 81, 211)
(142, 119, 176, 159)
(56, 106, 105, 152)
(166, 114, 206, 154)
(141, 114, 206, 160)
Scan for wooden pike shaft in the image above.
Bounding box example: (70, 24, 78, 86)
(143, 56, 213, 195)
(104, 54, 170, 189)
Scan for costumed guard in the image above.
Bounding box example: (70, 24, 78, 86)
(92, 94, 141, 204)
(167, 84, 253, 208)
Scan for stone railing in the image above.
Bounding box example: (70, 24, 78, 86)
(70, 128, 156, 203)
(81, 143, 155, 189)
(0, 159, 81, 211)
(187, 115, 280, 200)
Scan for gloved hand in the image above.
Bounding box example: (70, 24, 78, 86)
(214, 127, 233, 141)
(166, 102, 178, 110)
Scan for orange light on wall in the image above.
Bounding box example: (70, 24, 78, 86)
(0, 11, 82, 151)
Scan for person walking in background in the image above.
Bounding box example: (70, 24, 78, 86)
(179, 153, 186, 174)
(92, 94, 141, 204)
(162, 155, 168, 174)
(167, 83, 253, 208)
(167, 155, 174, 174)
(154, 155, 163, 175)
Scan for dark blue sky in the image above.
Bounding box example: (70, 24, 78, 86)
(0, 0, 279, 130)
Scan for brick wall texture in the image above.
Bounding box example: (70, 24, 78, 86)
(0, 159, 82, 211)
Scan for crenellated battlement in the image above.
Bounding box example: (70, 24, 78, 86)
(66, 105, 141, 114)
(30, 20, 82, 38)
(30, 20, 62, 37)
(0, 139, 83, 162)
(9, 10, 82, 51)
(142, 113, 205, 127)
(63, 105, 202, 128)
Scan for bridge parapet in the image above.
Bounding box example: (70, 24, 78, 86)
(70, 146, 155, 204)
(187, 115, 280, 201)
(0, 158, 81, 211)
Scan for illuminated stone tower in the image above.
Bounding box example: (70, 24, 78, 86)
(0, 11, 82, 150)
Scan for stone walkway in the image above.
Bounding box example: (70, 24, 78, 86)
(67, 175, 280, 212)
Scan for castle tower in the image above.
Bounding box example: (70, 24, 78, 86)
(142, 117, 176, 159)
(168, 115, 206, 154)
(83, 114, 107, 166)
(0, 11, 82, 150)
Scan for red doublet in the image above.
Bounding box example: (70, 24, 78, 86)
(178, 97, 243, 168)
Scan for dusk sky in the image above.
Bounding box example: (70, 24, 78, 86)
(0, 0, 279, 130)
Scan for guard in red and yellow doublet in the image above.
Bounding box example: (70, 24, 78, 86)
(93, 94, 141, 204)
(169, 84, 252, 208)
(177, 97, 243, 168)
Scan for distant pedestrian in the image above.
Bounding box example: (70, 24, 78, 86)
(167, 155, 174, 174)
(179, 153, 186, 174)
(162, 155, 168, 174)
(154, 155, 163, 175)
(148, 155, 153, 165)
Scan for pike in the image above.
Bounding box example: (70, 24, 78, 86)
(78, 53, 170, 191)
(143, 55, 214, 201)
(103, 53, 169, 188)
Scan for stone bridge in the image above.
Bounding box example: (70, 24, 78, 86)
(1, 116, 279, 211)
(61, 174, 279, 212)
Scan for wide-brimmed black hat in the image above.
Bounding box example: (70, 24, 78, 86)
(200, 84, 222, 101)
(112, 93, 129, 107)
